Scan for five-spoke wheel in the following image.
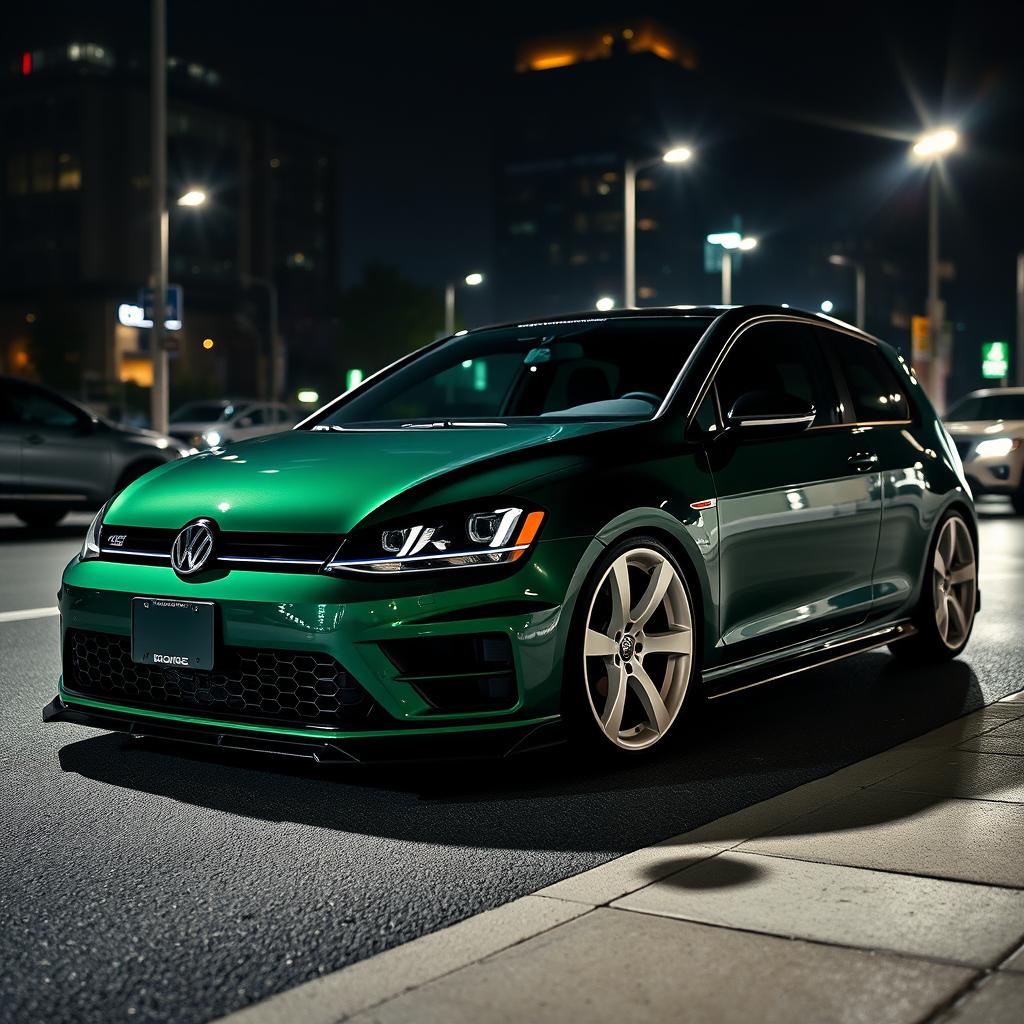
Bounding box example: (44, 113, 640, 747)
(579, 543, 694, 752)
(891, 510, 977, 662)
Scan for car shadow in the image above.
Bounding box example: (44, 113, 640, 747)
(57, 653, 1005, 854)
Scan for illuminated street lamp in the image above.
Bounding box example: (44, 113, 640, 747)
(444, 272, 485, 335)
(820, 299, 835, 314)
(911, 126, 959, 409)
(828, 254, 866, 329)
(595, 296, 616, 311)
(624, 146, 694, 307)
(176, 189, 207, 207)
(706, 232, 758, 304)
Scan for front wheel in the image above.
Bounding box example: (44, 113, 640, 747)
(566, 538, 698, 755)
(890, 511, 977, 663)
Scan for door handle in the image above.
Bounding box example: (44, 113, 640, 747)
(23, 434, 45, 445)
(848, 452, 879, 471)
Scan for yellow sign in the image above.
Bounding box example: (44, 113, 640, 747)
(911, 315, 931, 358)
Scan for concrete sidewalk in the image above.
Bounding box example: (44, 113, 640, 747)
(220, 692, 1024, 1024)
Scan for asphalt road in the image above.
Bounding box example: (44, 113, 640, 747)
(1, 504, 1022, 1024)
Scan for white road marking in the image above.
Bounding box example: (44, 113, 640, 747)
(0, 606, 59, 624)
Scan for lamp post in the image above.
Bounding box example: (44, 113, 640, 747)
(828, 254, 866, 330)
(149, 0, 168, 435)
(623, 146, 692, 307)
(706, 233, 757, 305)
(444, 272, 484, 336)
(911, 127, 958, 410)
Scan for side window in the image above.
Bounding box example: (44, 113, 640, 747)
(824, 332, 911, 423)
(11, 386, 81, 428)
(714, 323, 840, 427)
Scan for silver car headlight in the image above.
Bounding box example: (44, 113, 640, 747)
(80, 498, 114, 561)
(974, 437, 1020, 459)
(323, 504, 545, 574)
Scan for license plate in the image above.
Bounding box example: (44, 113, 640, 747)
(131, 597, 215, 669)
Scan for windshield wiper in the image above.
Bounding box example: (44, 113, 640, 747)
(400, 420, 508, 429)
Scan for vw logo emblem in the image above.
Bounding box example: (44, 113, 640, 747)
(171, 520, 215, 577)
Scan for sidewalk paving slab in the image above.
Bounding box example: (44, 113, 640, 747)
(346, 909, 975, 1024)
(869, 750, 1024, 803)
(613, 850, 1024, 966)
(741, 788, 1024, 887)
(938, 973, 1024, 1024)
(959, 717, 1024, 755)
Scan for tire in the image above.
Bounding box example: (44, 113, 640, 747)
(563, 536, 699, 757)
(889, 510, 978, 663)
(16, 508, 67, 528)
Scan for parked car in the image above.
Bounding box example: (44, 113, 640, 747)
(167, 399, 298, 448)
(0, 375, 189, 527)
(46, 306, 978, 760)
(944, 387, 1024, 514)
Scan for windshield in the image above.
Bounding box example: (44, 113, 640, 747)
(170, 401, 238, 423)
(946, 394, 1024, 421)
(308, 317, 711, 429)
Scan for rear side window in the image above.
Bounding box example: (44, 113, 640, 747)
(823, 331, 911, 423)
(714, 322, 840, 427)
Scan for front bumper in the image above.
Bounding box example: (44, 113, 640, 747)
(52, 536, 597, 754)
(962, 452, 1024, 495)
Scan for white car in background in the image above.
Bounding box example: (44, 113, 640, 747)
(167, 399, 298, 449)
(945, 387, 1024, 514)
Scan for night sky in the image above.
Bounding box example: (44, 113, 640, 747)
(6, 1, 1023, 343)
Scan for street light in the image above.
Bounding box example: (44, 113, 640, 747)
(444, 272, 484, 335)
(828, 254, 866, 329)
(706, 232, 758, 304)
(624, 145, 694, 307)
(820, 299, 835, 314)
(595, 296, 616, 311)
(176, 189, 207, 207)
(911, 126, 959, 411)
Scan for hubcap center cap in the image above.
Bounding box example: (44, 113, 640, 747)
(619, 634, 636, 661)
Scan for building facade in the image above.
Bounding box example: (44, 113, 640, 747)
(0, 41, 341, 420)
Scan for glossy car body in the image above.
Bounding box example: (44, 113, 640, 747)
(944, 387, 1024, 514)
(46, 307, 978, 760)
(0, 375, 187, 526)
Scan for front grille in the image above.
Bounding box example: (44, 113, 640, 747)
(99, 525, 338, 574)
(65, 629, 374, 728)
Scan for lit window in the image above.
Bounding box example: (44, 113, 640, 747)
(638, 286, 657, 299)
(637, 218, 658, 232)
(596, 181, 611, 196)
(636, 177, 656, 192)
(31, 151, 54, 193)
(57, 153, 81, 191)
(601, 171, 619, 183)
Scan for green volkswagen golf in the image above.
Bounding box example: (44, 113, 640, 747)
(45, 306, 979, 760)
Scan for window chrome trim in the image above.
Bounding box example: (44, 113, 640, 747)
(685, 314, 910, 434)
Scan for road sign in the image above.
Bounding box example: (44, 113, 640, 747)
(140, 285, 183, 330)
(981, 340, 1009, 380)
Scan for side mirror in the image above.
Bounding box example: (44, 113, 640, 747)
(725, 391, 815, 436)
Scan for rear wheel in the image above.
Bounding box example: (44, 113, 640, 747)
(16, 508, 67, 528)
(566, 538, 697, 755)
(889, 511, 977, 662)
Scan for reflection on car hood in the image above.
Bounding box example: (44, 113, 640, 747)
(945, 419, 1024, 439)
(107, 421, 620, 532)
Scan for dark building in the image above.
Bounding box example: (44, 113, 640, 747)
(494, 20, 701, 321)
(0, 40, 342, 419)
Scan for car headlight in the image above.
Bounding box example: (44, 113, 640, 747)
(974, 437, 1020, 458)
(203, 430, 221, 447)
(324, 504, 545, 574)
(80, 498, 114, 561)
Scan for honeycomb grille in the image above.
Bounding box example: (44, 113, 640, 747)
(65, 629, 373, 728)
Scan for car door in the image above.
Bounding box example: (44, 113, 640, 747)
(818, 328, 925, 619)
(9, 381, 112, 504)
(705, 319, 883, 658)
(231, 405, 271, 441)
